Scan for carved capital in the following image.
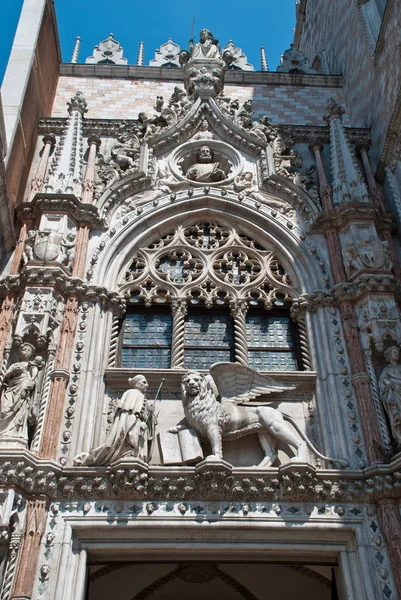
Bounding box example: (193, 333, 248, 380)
(323, 98, 345, 123)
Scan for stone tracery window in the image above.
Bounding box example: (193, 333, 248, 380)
(117, 221, 303, 371)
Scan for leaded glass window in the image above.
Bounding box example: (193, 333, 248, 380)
(246, 311, 298, 371)
(121, 310, 172, 369)
(184, 309, 235, 370)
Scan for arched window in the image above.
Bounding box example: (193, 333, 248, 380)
(117, 221, 305, 371)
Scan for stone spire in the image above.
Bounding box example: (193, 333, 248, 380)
(324, 99, 369, 205)
(260, 46, 268, 72)
(137, 41, 144, 66)
(71, 36, 81, 63)
(45, 91, 87, 197)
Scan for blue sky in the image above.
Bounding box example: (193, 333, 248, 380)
(1, 0, 296, 83)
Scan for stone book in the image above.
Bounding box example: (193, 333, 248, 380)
(159, 428, 204, 465)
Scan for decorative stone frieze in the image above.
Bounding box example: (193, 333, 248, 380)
(1, 454, 401, 502)
(356, 295, 401, 351)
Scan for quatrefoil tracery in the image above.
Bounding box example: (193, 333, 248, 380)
(119, 221, 297, 306)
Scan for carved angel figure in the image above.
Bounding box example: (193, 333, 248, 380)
(170, 363, 348, 468)
(234, 173, 293, 214)
(0, 343, 44, 444)
(379, 346, 401, 446)
(74, 375, 157, 465)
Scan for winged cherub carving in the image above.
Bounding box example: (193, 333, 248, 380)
(170, 363, 348, 468)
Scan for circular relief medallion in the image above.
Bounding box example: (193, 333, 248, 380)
(169, 140, 244, 186)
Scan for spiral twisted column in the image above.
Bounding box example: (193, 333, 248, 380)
(31, 345, 57, 453)
(0, 531, 22, 600)
(295, 317, 312, 371)
(364, 349, 392, 453)
(230, 299, 249, 366)
(171, 298, 188, 368)
(108, 314, 121, 368)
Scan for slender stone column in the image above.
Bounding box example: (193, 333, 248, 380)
(26, 134, 56, 202)
(377, 499, 401, 597)
(230, 299, 249, 366)
(324, 228, 346, 283)
(81, 135, 101, 205)
(39, 295, 80, 459)
(339, 302, 383, 463)
(0, 529, 22, 600)
(171, 298, 187, 368)
(10, 496, 47, 600)
(72, 225, 90, 278)
(357, 143, 385, 209)
(309, 139, 333, 211)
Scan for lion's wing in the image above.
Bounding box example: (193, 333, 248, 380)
(209, 362, 296, 403)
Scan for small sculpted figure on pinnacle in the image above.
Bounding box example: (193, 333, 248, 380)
(190, 29, 221, 60)
(185, 145, 226, 182)
(0, 343, 44, 445)
(74, 375, 157, 465)
(379, 345, 401, 447)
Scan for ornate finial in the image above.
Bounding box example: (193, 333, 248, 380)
(221, 40, 254, 71)
(277, 44, 316, 74)
(71, 36, 81, 63)
(67, 91, 88, 115)
(137, 41, 144, 66)
(260, 46, 268, 72)
(149, 39, 181, 67)
(324, 98, 345, 122)
(85, 33, 127, 65)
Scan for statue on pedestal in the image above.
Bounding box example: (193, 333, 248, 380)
(74, 375, 157, 465)
(379, 345, 401, 447)
(0, 343, 43, 445)
(190, 29, 221, 60)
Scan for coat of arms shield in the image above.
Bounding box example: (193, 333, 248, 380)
(357, 238, 385, 270)
(33, 231, 63, 262)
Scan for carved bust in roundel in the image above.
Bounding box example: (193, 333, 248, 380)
(185, 145, 227, 183)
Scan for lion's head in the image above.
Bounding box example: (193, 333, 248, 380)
(181, 371, 207, 403)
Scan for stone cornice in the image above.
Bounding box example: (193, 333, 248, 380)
(59, 62, 343, 88)
(104, 368, 317, 392)
(0, 269, 126, 312)
(0, 452, 401, 503)
(309, 203, 395, 233)
(291, 274, 399, 317)
(16, 193, 107, 230)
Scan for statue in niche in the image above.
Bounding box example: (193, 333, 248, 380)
(379, 345, 401, 447)
(234, 172, 294, 215)
(185, 146, 226, 182)
(0, 343, 44, 444)
(74, 375, 157, 465)
(189, 29, 221, 60)
(59, 232, 76, 271)
(167, 364, 348, 468)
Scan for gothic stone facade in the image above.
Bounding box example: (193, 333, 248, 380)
(0, 2, 400, 599)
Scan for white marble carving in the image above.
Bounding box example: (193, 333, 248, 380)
(277, 45, 316, 74)
(74, 375, 157, 465)
(341, 223, 392, 277)
(379, 346, 401, 446)
(0, 343, 44, 447)
(168, 364, 348, 468)
(149, 39, 181, 68)
(221, 40, 254, 71)
(85, 33, 127, 65)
